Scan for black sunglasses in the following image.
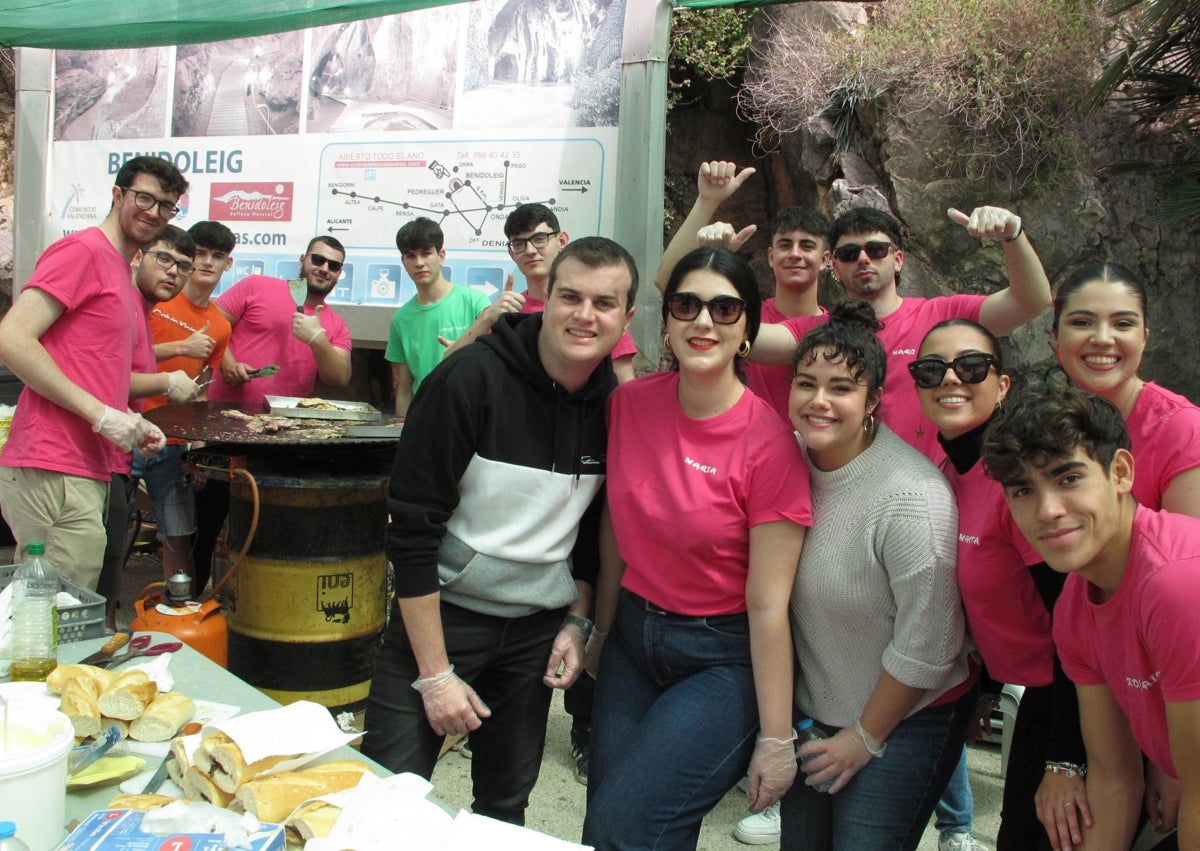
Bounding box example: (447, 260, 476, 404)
(308, 252, 344, 273)
(908, 353, 998, 388)
(832, 241, 894, 263)
(664, 293, 747, 325)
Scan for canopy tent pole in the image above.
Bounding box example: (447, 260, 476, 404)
(13, 47, 53, 291)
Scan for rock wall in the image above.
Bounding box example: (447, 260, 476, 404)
(663, 3, 1200, 402)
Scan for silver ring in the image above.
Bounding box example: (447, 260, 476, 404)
(1064, 803, 1073, 810)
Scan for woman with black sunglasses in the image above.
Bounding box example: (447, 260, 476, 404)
(913, 318, 1081, 851)
(583, 246, 811, 850)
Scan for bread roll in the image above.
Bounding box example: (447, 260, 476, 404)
(46, 663, 115, 694)
(183, 765, 235, 808)
(130, 692, 196, 742)
(105, 717, 130, 739)
(285, 800, 342, 844)
(203, 732, 299, 793)
(60, 676, 102, 739)
(107, 793, 176, 812)
(97, 669, 158, 721)
(234, 760, 373, 822)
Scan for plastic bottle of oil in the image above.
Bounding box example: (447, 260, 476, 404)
(10, 541, 58, 681)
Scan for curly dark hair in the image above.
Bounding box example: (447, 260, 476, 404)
(792, 299, 886, 394)
(981, 384, 1130, 486)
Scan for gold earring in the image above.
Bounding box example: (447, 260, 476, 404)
(737, 339, 751, 358)
(663, 333, 671, 349)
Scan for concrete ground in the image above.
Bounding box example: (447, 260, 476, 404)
(6, 542, 1004, 849)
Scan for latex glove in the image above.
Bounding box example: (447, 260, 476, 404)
(412, 666, 491, 736)
(697, 161, 757, 204)
(583, 630, 607, 679)
(1035, 767, 1092, 851)
(164, 370, 199, 403)
(292, 306, 325, 344)
(746, 734, 798, 812)
(696, 222, 758, 252)
(92, 406, 143, 452)
(135, 418, 166, 457)
(179, 322, 214, 358)
(1145, 761, 1180, 833)
(947, 206, 1022, 241)
(797, 726, 873, 794)
(543, 622, 587, 689)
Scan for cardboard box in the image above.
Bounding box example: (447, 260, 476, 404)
(56, 810, 284, 851)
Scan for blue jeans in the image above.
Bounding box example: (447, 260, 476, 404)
(362, 601, 563, 825)
(935, 748, 973, 836)
(780, 685, 976, 851)
(583, 590, 759, 851)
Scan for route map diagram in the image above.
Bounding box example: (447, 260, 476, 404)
(316, 138, 609, 253)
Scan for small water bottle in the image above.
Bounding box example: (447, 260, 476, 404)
(10, 541, 58, 682)
(0, 821, 31, 851)
(797, 718, 834, 793)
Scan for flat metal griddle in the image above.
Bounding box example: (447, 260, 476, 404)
(146, 401, 399, 447)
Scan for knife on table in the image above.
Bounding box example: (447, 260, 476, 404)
(76, 631, 131, 666)
(140, 754, 174, 795)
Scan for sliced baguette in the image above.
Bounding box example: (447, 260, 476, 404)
(234, 760, 373, 822)
(204, 732, 300, 793)
(130, 692, 196, 742)
(97, 669, 158, 720)
(183, 764, 235, 808)
(285, 800, 343, 844)
(59, 677, 102, 739)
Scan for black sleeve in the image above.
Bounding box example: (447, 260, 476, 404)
(385, 356, 486, 599)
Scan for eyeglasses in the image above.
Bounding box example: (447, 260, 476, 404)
(123, 188, 180, 220)
(148, 250, 194, 276)
(908, 353, 998, 388)
(308, 252, 344, 273)
(506, 231, 560, 253)
(832, 241, 895, 263)
(664, 293, 747, 325)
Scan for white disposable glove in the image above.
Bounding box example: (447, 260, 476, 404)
(164, 370, 199, 403)
(92, 406, 142, 452)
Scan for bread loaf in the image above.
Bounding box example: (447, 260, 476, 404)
(202, 732, 299, 793)
(60, 676, 102, 739)
(108, 793, 176, 812)
(130, 692, 196, 742)
(285, 800, 342, 844)
(97, 669, 158, 720)
(46, 663, 115, 695)
(183, 765, 235, 808)
(234, 760, 373, 822)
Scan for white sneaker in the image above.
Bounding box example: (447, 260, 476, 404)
(939, 833, 989, 851)
(733, 802, 780, 845)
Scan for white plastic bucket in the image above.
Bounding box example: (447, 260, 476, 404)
(0, 702, 73, 851)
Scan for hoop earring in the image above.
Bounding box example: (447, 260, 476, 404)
(737, 339, 751, 358)
(864, 412, 876, 434)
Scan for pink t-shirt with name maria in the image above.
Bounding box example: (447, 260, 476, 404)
(946, 459, 1051, 686)
(606, 372, 812, 616)
(210, 275, 351, 409)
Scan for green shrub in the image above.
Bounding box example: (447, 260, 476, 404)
(742, 0, 1107, 190)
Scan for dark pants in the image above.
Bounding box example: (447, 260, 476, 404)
(998, 684, 1054, 851)
(565, 665, 594, 732)
(780, 685, 976, 851)
(191, 479, 228, 596)
(362, 601, 563, 826)
(98, 473, 133, 613)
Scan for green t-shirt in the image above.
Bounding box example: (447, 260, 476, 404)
(385, 285, 491, 391)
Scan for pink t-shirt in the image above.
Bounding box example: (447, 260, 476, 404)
(606, 372, 813, 615)
(0, 227, 153, 481)
(210, 275, 352, 409)
(875, 295, 986, 461)
(945, 459, 1052, 686)
(1127, 381, 1200, 511)
(747, 301, 827, 423)
(520, 291, 638, 360)
(1055, 506, 1200, 778)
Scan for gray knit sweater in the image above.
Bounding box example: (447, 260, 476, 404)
(791, 425, 969, 727)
